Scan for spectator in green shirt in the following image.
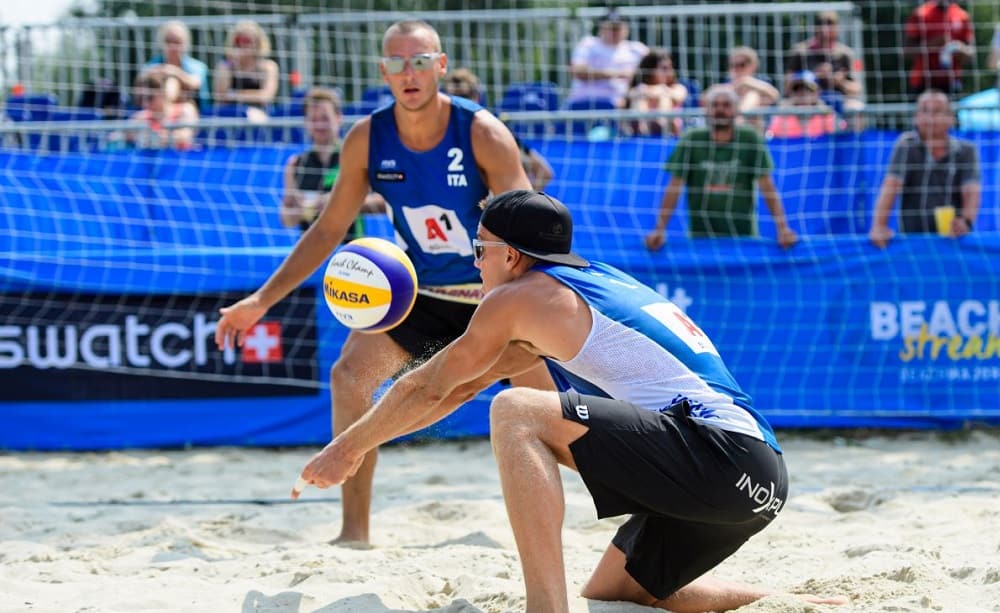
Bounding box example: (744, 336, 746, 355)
(645, 83, 799, 249)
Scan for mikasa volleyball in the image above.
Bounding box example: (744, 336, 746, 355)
(323, 238, 418, 333)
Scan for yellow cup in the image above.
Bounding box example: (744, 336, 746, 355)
(934, 205, 955, 237)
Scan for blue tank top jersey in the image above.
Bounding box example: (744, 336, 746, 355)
(368, 96, 489, 287)
(538, 262, 781, 452)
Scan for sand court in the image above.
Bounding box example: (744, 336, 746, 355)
(1, 431, 997, 612)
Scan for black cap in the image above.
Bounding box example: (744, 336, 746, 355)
(480, 190, 590, 268)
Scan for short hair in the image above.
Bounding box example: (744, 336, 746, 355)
(225, 20, 271, 58)
(702, 83, 740, 109)
(916, 88, 950, 110)
(158, 20, 191, 49)
(382, 20, 441, 55)
(729, 46, 759, 68)
(303, 87, 342, 116)
(444, 68, 481, 102)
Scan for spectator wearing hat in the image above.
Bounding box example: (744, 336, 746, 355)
(785, 11, 863, 114)
(567, 9, 649, 108)
(766, 70, 844, 139)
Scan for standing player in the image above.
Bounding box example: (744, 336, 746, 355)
(215, 20, 548, 544)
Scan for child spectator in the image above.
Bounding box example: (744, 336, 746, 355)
(766, 70, 843, 139)
(121, 72, 198, 150)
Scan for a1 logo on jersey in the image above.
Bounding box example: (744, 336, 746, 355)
(446, 147, 467, 187)
(242, 322, 284, 363)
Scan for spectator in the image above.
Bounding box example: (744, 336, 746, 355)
(766, 70, 843, 139)
(785, 11, 863, 111)
(904, 0, 974, 98)
(138, 20, 211, 112)
(868, 89, 980, 248)
(121, 72, 198, 150)
(444, 67, 554, 191)
(623, 48, 687, 137)
(726, 46, 780, 131)
(213, 20, 280, 122)
(645, 84, 798, 249)
(280, 87, 385, 234)
(567, 8, 648, 108)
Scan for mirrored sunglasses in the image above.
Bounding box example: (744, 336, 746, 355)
(381, 53, 441, 75)
(472, 238, 508, 260)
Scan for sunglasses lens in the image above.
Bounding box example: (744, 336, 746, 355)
(383, 57, 406, 74)
(411, 55, 433, 71)
(474, 242, 484, 260)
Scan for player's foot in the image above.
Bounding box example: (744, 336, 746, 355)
(329, 534, 373, 549)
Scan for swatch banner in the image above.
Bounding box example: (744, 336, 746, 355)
(0, 288, 318, 401)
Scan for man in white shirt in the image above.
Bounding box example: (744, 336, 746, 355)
(568, 9, 649, 107)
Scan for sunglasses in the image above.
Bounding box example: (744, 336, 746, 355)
(729, 59, 750, 69)
(472, 238, 508, 260)
(234, 34, 255, 48)
(817, 19, 837, 26)
(381, 53, 441, 75)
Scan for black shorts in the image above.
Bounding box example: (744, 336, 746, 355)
(386, 293, 477, 362)
(561, 391, 788, 600)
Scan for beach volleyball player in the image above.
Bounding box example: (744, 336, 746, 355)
(214, 19, 551, 544)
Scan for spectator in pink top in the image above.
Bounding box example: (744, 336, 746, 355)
(766, 70, 843, 139)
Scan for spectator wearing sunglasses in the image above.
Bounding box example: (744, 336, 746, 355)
(785, 11, 864, 127)
(444, 67, 554, 191)
(215, 20, 553, 547)
(766, 70, 844, 139)
(213, 20, 280, 123)
(138, 20, 210, 112)
(725, 46, 779, 132)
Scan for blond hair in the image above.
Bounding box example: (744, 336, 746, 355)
(158, 20, 191, 49)
(382, 20, 441, 55)
(224, 20, 272, 58)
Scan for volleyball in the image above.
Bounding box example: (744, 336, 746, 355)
(323, 237, 418, 333)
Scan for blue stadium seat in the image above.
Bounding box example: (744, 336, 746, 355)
(4, 93, 59, 122)
(678, 78, 701, 108)
(555, 96, 617, 138)
(361, 86, 395, 110)
(495, 82, 560, 113)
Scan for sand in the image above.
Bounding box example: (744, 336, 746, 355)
(1, 430, 997, 613)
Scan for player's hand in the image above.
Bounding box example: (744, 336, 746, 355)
(644, 229, 666, 251)
(777, 226, 799, 249)
(868, 225, 894, 249)
(215, 295, 267, 350)
(292, 442, 364, 499)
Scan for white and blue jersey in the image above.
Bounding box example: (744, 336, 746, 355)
(538, 262, 781, 453)
(368, 95, 488, 291)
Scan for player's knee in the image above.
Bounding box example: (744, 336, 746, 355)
(489, 388, 530, 438)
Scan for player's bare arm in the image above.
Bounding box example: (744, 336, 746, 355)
(215, 120, 373, 351)
(470, 111, 532, 194)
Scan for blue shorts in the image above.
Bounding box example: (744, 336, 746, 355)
(561, 391, 788, 599)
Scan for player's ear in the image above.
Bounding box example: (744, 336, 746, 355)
(438, 53, 448, 76)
